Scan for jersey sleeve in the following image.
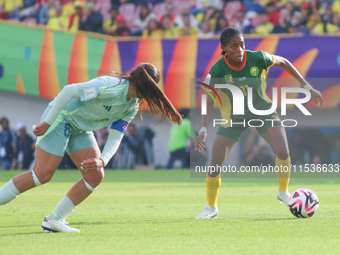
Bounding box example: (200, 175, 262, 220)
(260, 51, 275, 72)
(205, 65, 221, 89)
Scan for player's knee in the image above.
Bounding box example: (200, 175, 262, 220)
(276, 146, 290, 160)
(37, 173, 53, 185)
(86, 169, 105, 187)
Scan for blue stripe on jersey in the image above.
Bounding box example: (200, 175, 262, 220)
(110, 119, 129, 133)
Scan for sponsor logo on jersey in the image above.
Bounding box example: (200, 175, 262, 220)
(238, 77, 246, 81)
(250, 66, 259, 76)
(103, 105, 112, 112)
(225, 74, 233, 84)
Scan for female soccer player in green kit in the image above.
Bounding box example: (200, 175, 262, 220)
(195, 27, 324, 219)
(0, 63, 182, 232)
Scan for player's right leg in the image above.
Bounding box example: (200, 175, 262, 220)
(0, 145, 63, 205)
(196, 135, 236, 219)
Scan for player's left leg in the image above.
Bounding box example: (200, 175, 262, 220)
(262, 125, 291, 205)
(43, 132, 103, 233)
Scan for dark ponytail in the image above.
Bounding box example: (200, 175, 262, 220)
(220, 27, 242, 55)
(101, 64, 182, 126)
(130, 63, 182, 125)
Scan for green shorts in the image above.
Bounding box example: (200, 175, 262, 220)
(216, 113, 282, 142)
(36, 106, 98, 157)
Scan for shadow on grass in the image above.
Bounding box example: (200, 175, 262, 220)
(71, 221, 109, 226)
(247, 218, 296, 222)
(0, 231, 46, 237)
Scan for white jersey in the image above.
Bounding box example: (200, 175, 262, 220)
(48, 76, 139, 132)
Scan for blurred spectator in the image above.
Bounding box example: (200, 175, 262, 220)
(68, 0, 83, 32)
(2, 0, 24, 20)
(167, 109, 194, 169)
(196, 6, 216, 30)
(103, 4, 118, 35)
(142, 18, 162, 37)
(196, 0, 222, 11)
(17, 0, 37, 21)
(112, 123, 154, 169)
(254, 10, 274, 35)
(243, 0, 265, 14)
(161, 14, 177, 38)
(234, 10, 252, 33)
(63, 0, 84, 17)
(157, 2, 176, 24)
(199, 20, 214, 37)
(177, 13, 199, 36)
(307, 0, 321, 29)
(333, 0, 340, 17)
(39, 0, 58, 25)
(266, 2, 279, 25)
(0, 117, 17, 170)
(32, 0, 50, 23)
(114, 14, 130, 36)
(333, 13, 340, 28)
(244, 127, 274, 166)
(133, 3, 157, 35)
(79, 0, 103, 33)
(110, 0, 134, 8)
(272, 17, 289, 33)
(47, 4, 69, 30)
(16, 122, 35, 170)
(175, 5, 199, 27)
(312, 10, 339, 34)
(288, 23, 301, 33)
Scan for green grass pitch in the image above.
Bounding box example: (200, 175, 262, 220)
(0, 170, 339, 255)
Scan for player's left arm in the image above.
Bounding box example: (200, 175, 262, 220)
(273, 55, 324, 107)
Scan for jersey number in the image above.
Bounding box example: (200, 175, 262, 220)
(64, 123, 71, 137)
(240, 85, 249, 96)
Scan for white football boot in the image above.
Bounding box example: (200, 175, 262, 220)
(277, 190, 290, 207)
(195, 206, 219, 219)
(42, 217, 80, 233)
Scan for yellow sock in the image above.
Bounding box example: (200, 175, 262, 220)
(206, 176, 221, 208)
(276, 156, 291, 192)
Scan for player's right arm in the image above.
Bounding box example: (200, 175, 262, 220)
(33, 76, 109, 136)
(33, 85, 80, 136)
(195, 94, 214, 153)
(195, 72, 216, 153)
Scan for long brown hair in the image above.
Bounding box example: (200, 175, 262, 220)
(102, 63, 182, 125)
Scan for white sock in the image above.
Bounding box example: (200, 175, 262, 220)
(47, 196, 76, 221)
(0, 180, 21, 205)
(279, 191, 290, 196)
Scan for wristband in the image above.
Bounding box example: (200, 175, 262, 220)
(199, 127, 207, 142)
(303, 83, 313, 90)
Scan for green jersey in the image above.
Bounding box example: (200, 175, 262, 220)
(48, 76, 139, 132)
(206, 50, 275, 123)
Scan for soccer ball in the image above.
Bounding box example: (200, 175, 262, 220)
(288, 188, 319, 218)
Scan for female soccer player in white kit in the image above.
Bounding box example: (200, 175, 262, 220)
(0, 63, 182, 233)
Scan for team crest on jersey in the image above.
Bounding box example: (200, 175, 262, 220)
(225, 74, 233, 84)
(250, 66, 259, 76)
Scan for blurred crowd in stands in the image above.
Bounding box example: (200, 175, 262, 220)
(1, 0, 340, 37)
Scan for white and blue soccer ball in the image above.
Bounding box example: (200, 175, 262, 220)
(288, 188, 319, 218)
